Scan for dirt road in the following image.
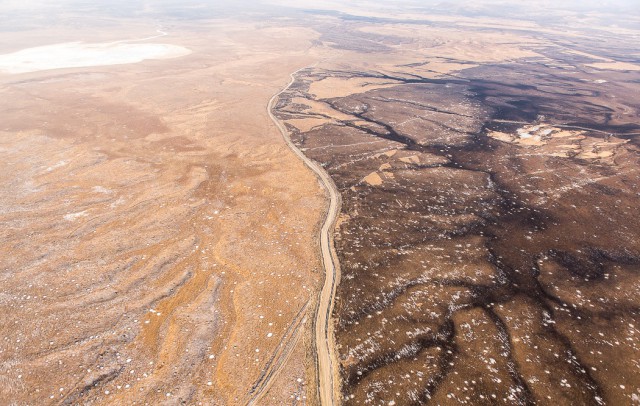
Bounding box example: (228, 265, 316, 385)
(266, 67, 342, 405)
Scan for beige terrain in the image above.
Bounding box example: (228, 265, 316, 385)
(487, 124, 629, 163)
(0, 11, 328, 406)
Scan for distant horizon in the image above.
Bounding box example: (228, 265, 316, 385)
(2, 0, 639, 12)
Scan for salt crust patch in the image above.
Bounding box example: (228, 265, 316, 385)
(0, 42, 191, 74)
(63, 211, 88, 221)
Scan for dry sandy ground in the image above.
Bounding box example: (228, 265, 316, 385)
(2, 1, 639, 405)
(0, 14, 327, 406)
(487, 124, 629, 163)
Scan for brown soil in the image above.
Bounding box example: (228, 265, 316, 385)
(275, 6, 640, 405)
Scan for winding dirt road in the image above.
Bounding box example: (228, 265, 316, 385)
(266, 67, 342, 405)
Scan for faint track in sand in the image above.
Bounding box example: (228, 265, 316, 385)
(265, 66, 342, 406)
(246, 302, 310, 405)
(108, 25, 168, 45)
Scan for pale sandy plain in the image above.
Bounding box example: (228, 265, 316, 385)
(0, 9, 329, 406)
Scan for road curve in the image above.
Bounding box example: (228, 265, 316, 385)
(267, 67, 342, 406)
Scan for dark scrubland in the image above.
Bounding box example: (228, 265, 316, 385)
(276, 23, 640, 405)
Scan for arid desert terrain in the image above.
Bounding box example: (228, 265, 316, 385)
(0, 2, 329, 404)
(1, 0, 639, 405)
